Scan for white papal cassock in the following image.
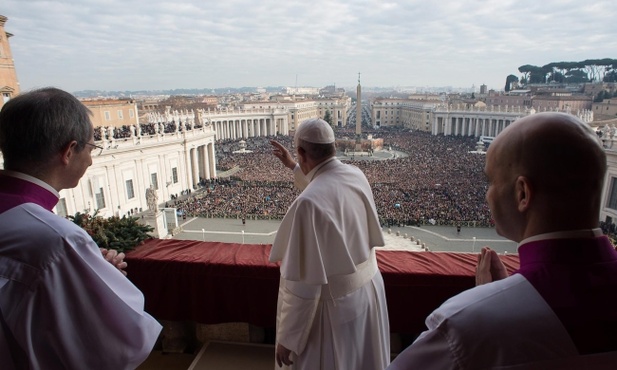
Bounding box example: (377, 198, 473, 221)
(270, 158, 390, 370)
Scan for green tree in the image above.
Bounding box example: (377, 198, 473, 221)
(323, 110, 333, 127)
(565, 69, 589, 83)
(504, 74, 519, 92)
(70, 212, 154, 252)
(581, 58, 616, 82)
(594, 91, 609, 103)
(605, 70, 617, 83)
(513, 59, 617, 86)
(518, 65, 535, 83)
(518, 65, 548, 84)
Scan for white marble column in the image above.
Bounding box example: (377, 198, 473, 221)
(204, 144, 211, 180)
(191, 147, 198, 188)
(208, 143, 217, 178)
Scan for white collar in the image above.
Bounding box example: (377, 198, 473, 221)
(519, 228, 604, 248)
(306, 157, 336, 182)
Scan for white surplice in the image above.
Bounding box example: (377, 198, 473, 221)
(270, 158, 390, 370)
(387, 273, 617, 370)
(0, 202, 162, 370)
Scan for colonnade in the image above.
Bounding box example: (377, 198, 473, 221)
(187, 142, 217, 188)
(432, 114, 519, 137)
(211, 117, 282, 140)
(431, 107, 594, 138)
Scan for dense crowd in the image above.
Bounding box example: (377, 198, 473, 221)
(170, 128, 492, 227)
(357, 129, 489, 226)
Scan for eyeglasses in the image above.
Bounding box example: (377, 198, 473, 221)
(84, 142, 104, 156)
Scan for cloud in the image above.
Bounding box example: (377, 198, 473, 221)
(3, 0, 616, 92)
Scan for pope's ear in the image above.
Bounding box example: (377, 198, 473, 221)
(297, 146, 306, 161)
(60, 140, 79, 165)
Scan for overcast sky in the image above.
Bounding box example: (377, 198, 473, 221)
(3, 0, 616, 93)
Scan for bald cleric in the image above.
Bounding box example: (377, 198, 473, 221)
(388, 112, 617, 369)
(270, 118, 390, 370)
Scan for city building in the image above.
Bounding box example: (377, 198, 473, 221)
(531, 89, 592, 111)
(592, 98, 617, 121)
(371, 95, 442, 130)
(56, 125, 217, 220)
(82, 99, 139, 128)
(0, 15, 19, 109)
(282, 86, 320, 95)
(600, 143, 617, 228)
(241, 95, 350, 131)
(485, 90, 532, 108)
(431, 105, 593, 138)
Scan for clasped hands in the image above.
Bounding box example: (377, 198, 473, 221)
(475, 246, 508, 286)
(100, 248, 128, 276)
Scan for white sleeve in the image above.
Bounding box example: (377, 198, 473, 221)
(14, 234, 162, 370)
(276, 278, 321, 356)
(387, 326, 459, 370)
(293, 163, 309, 190)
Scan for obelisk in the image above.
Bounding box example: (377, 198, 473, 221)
(355, 73, 362, 152)
(356, 72, 361, 136)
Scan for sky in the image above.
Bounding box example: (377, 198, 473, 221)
(3, 0, 616, 93)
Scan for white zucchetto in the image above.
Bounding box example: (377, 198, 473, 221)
(295, 118, 335, 144)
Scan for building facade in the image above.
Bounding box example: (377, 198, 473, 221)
(56, 125, 217, 219)
(532, 93, 592, 112)
(431, 105, 594, 138)
(592, 98, 617, 121)
(83, 99, 140, 128)
(0, 15, 19, 109)
(200, 107, 287, 140)
(240, 95, 351, 133)
(485, 90, 532, 108)
(600, 144, 617, 228)
(371, 96, 442, 131)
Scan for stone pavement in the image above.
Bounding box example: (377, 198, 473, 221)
(173, 217, 518, 254)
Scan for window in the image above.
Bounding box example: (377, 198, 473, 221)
(151, 173, 159, 190)
(608, 178, 617, 210)
(126, 179, 135, 199)
(95, 188, 106, 209)
(129, 109, 134, 118)
(56, 198, 68, 218)
(117, 110, 123, 119)
(172, 168, 178, 183)
(2, 93, 10, 104)
(104, 111, 111, 121)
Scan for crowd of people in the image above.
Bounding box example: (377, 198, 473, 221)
(169, 127, 491, 226)
(93, 121, 197, 140)
(3, 88, 614, 369)
(357, 129, 488, 226)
